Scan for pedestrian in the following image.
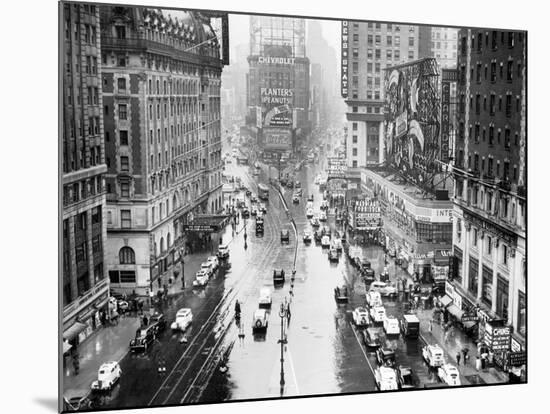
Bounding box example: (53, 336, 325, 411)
(158, 277, 162, 288)
(462, 347, 469, 364)
(475, 356, 482, 371)
(429, 319, 433, 333)
(138, 300, 144, 315)
(143, 315, 149, 326)
(456, 352, 461, 366)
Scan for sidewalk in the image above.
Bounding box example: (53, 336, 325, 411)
(63, 314, 140, 394)
(416, 308, 509, 385)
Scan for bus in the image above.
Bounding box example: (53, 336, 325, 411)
(258, 183, 269, 200)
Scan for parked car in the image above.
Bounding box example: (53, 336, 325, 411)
(328, 247, 339, 262)
(438, 364, 461, 386)
(333, 237, 343, 251)
(292, 194, 300, 204)
(306, 201, 314, 210)
(362, 327, 383, 349)
(217, 243, 230, 260)
(91, 361, 122, 391)
(352, 307, 370, 327)
(149, 312, 166, 332)
(397, 366, 416, 389)
(369, 281, 398, 297)
(251, 207, 258, 216)
(130, 324, 157, 352)
(303, 231, 312, 244)
(171, 308, 193, 331)
(252, 309, 269, 332)
(280, 229, 290, 244)
(400, 314, 420, 338)
(193, 270, 210, 287)
(422, 344, 445, 367)
(295, 187, 303, 196)
(374, 366, 398, 391)
(273, 269, 286, 284)
(363, 268, 376, 284)
(306, 208, 314, 218)
(259, 203, 267, 214)
(258, 288, 272, 308)
(334, 285, 350, 303)
(206, 256, 219, 272)
(320, 200, 329, 210)
(250, 195, 258, 203)
(383, 316, 400, 335)
(376, 347, 397, 368)
(366, 290, 383, 308)
(321, 235, 331, 248)
(319, 211, 327, 221)
(370, 306, 387, 324)
(307, 194, 314, 202)
(200, 262, 215, 278)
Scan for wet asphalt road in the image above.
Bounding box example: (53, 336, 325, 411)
(92, 150, 442, 410)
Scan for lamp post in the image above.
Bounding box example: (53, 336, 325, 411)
(278, 302, 287, 397)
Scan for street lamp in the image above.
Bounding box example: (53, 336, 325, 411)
(278, 302, 288, 397)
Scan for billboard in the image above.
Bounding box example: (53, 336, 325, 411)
(384, 58, 441, 186)
(341, 21, 349, 98)
(263, 127, 292, 150)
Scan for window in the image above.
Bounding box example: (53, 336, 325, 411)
(408, 37, 414, 47)
(353, 33, 359, 42)
(92, 235, 102, 254)
(352, 106, 358, 113)
(121, 210, 131, 229)
(352, 160, 358, 168)
(481, 266, 493, 306)
(352, 135, 358, 144)
(506, 94, 512, 117)
(352, 148, 358, 156)
(505, 129, 511, 149)
(120, 130, 128, 146)
(367, 49, 373, 59)
(117, 78, 126, 92)
(352, 48, 359, 58)
(496, 276, 509, 320)
(502, 244, 508, 265)
(117, 56, 126, 67)
(387, 36, 392, 46)
(508, 32, 515, 48)
(375, 35, 381, 45)
(517, 291, 526, 337)
(386, 50, 392, 59)
(408, 51, 414, 59)
(486, 236, 492, 255)
(507, 60, 513, 81)
(119, 246, 135, 264)
(375, 49, 381, 59)
(367, 34, 373, 45)
(394, 50, 400, 60)
(490, 62, 497, 82)
(468, 257, 479, 296)
(352, 122, 357, 131)
(91, 206, 101, 224)
(119, 104, 127, 120)
(120, 181, 130, 197)
(473, 228, 478, 247)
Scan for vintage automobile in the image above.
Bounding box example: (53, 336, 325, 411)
(383, 316, 400, 336)
(438, 364, 461, 386)
(259, 203, 267, 214)
(319, 211, 327, 221)
(292, 194, 300, 204)
(303, 231, 312, 244)
(242, 208, 250, 219)
(171, 308, 193, 332)
(206, 256, 219, 272)
(200, 262, 215, 278)
(192, 270, 210, 287)
(280, 229, 290, 244)
(245, 189, 252, 196)
(380, 267, 390, 283)
(251, 206, 258, 216)
(321, 235, 331, 248)
(252, 309, 269, 332)
(334, 285, 350, 303)
(91, 361, 122, 392)
(400, 314, 420, 338)
(328, 247, 339, 262)
(258, 288, 272, 308)
(286, 180, 294, 189)
(362, 327, 383, 349)
(149, 312, 166, 332)
(366, 290, 383, 308)
(422, 344, 445, 367)
(250, 194, 258, 203)
(273, 269, 286, 284)
(320, 226, 331, 237)
(306, 201, 314, 210)
(362, 268, 376, 284)
(130, 324, 157, 352)
(63, 390, 92, 412)
(352, 307, 370, 327)
(374, 366, 398, 391)
(370, 306, 387, 324)
(320, 200, 329, 210)
(397, 365, 416, 389)
(217, 243, 230, 260)
(306, 208, 314, 219)
(376, 347, 397, 368)
(295, 187, 303, 196)
(307, 194, 314, 202)
(369, 281, 398, 297)
(333, 237, 343, 251)
(310, 217, 320, 227)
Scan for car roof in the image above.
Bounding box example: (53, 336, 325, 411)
(403, 314, 420, 322)
(176, 308, 191, 316)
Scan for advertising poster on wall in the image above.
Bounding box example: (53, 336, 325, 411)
(263, 127, 292, 150)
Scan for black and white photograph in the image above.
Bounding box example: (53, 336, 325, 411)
(53, 0, 533, 412)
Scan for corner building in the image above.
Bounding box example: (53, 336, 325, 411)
(100, 7, 225, 294)
(62, 2, 109, 347)
(451, 29, 526, 351)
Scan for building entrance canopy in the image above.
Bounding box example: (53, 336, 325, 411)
(182, 214, 230, 233)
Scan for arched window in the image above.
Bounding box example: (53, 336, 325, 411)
(119, 246, 135, 264)
(160, 237, 165, 253)
(173, 194, 178, 210)
(167, 233, 171, 248)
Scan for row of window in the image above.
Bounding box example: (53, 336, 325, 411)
(66, 54, 98, 76)
(464, 59, 522, 85)
(459, 91, 521, 119)
(465, 31, 522, 55)
(63, 177, 104, 205)
(430, 41, 458, 51)
(351, 47, 413, 61)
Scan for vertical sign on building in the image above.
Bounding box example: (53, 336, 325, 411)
(221, 15, 230, 65)
(341, 21, 349, 98)
(256, 106, 262, 129)
(440, 81, 450, 163)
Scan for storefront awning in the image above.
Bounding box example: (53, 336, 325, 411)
(63, 341, 73, 355)
(439, 295, 453, 308)
(447, 304, 464, 320)
(63, 322, 88, 341)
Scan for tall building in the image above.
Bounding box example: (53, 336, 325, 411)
(99, 7, 227, 295)
(62, 2, 109, 348)
(450, 29, 526, 352)
(221, 43, 248, 132)
(341, 21, 432, 170)
(430, 27, 459, 69)
(246, 16, 310, 157)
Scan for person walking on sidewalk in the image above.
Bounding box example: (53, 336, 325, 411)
(456, 352, 461, 366)
(429, 319, 433, 333)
